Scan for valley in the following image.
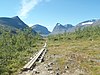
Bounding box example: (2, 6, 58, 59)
(18, 37, 100, 75)
(0, 0, 100, 75)
(0, 16, 100, 75)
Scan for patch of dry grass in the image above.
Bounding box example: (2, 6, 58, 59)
(46, 39, 100, 75)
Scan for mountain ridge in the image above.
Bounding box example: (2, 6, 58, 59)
(51, 23, 74, 34)
(0, 16, 100, 35)
(51, 19, 100, 35)
(0, 16, 28, 29)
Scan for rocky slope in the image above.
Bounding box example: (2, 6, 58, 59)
(51, 23, 74, 35)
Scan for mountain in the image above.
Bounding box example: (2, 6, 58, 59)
(1, 16, 100, 35)
(32, 24, 50, 35)
(51, 23, 66, 34)
(0, 16, 28, 30)
(0, 16, 38, 35)
(92, 19, 100, 26)
(51, 19, 100, 35)
(51, 23, 74, 34)
(64, 24, 75, 32)
(75, 19, 100, 31)
(76, 19, 97, 27)
(64, 24, 74, 29)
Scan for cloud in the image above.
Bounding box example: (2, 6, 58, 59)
(18, 0, 41, 18)
(18, 0, 51, 18)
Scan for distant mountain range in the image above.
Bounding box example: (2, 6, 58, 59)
(51, 19, 100, 35)
(0, 16, 50, 35)
(0, 16, 100, 35)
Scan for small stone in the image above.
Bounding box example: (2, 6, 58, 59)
(48, 67, 53, 71)
(33, 69, 37, 72)
(34, 71, 40, 74)
(33, 69, 40, 74)
(30, 57, 32, 60)
(56, 68, 60, 71)
(48, 62, 54, 66)
(65, 66, 69, 70)
(56, 72, 59, 75)
(49, 71, 54, 74)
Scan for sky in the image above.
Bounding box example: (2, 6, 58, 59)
(0, 0, 100, 31)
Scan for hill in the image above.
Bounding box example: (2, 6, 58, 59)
(32, 24, 50, 36)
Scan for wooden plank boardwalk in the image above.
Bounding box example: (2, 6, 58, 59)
(19, 43, 47, 75)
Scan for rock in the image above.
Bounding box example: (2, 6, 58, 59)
(55, 67, 60, 72)
(56, 72, 60, 75)
(33, 69, 37, 72)
(34, 71, 40, 74)
(48, 62, 54, 66)
(33, 69, 40, 74)
(30, 57, 33, 60)
(48, 67, 53, 71)
(44, 64, 48, 69)
(47, 62, 54, 68)
(49, 71, 54, 74)
(65, 66, 69, 70)
(47, 64, 50, 67)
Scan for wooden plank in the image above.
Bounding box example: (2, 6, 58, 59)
(43, 42, 47, 48)
(23, 48, 45, 70)
(26, 48, 45, 69)
(39, 49, 47, 62)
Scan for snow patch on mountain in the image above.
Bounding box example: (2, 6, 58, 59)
(82, 22, 93, 25)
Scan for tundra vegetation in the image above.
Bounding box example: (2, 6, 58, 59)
(0, 27, 44, 75)
(47, 26, 100, 75)
(0, 26, 100, 75)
